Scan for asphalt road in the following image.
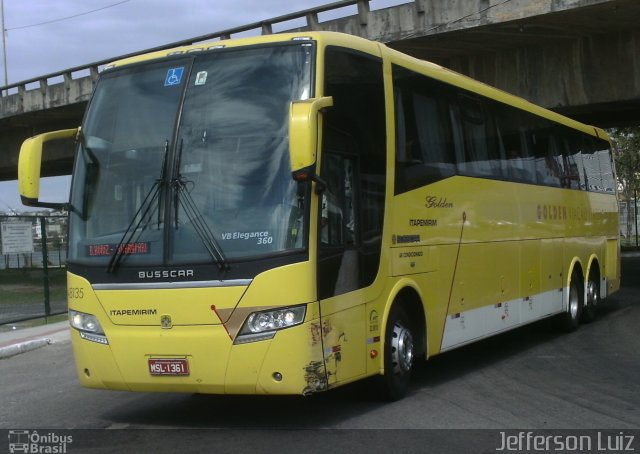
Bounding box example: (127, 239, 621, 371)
(1, 256, 639, 453)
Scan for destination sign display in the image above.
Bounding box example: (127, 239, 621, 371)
(87, 242, 150, 257)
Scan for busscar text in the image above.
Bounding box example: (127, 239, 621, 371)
(138, 269, 194, 279)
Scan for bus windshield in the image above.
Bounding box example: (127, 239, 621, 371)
(68, 43, 313, 267)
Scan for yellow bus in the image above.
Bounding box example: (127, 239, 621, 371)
(18, 32, 620, 400)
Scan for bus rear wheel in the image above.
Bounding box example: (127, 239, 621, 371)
(560, 270, 584, 332)
(582, 275, 600, 323)
(379, 305, 414, 401)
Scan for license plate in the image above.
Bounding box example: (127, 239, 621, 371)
(148, 358, 189, 376)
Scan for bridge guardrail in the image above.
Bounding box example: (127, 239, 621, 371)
(0, 0, 414, 98)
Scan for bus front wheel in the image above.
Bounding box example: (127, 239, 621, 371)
(379, 305, 415, 401)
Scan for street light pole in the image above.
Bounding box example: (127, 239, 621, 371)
(1, 0, 8, 90)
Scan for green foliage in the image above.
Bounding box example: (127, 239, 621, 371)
(0, 268, 66, 305)
(609, 127, 640, 199)
(610, 127, 640, 242)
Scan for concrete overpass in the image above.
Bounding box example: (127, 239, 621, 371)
(1, 0, 639, 180)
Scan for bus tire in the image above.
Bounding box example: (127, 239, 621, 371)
(582, 273, 600, 323)
(379, 304, 415, 401)
(560, 270, 584, 332)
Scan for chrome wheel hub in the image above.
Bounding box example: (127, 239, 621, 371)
(586, 280, 598, 308)
(391, 321, 414, 375)
(569, 283, 579, 319)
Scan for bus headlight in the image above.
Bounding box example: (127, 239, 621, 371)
(69, 310, 108, 344)
(235, 305, 306, 344)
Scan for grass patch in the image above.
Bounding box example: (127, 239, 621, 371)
(0, 268, 67, 305)
(0, 267, 66, 286)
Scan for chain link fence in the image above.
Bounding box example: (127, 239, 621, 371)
(620, 198, 640, 248)
(0, 214, 67, 325)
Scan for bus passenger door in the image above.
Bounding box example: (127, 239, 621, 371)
(317, 150, 366, 388)
(316, 46, 386, 389)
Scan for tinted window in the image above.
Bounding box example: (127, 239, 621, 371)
(452, 95, 500, 178)
(530, 122, 563, 188)
(393, 66, 456, 193)
(390, 65, 615, 195)
(492, 102, 536, 183)
(319, 48, 386, 298)
(596, 143, 616, 193)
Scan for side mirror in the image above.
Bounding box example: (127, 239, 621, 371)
(18, 128, 78, 208)
(289, 96, 333, 179)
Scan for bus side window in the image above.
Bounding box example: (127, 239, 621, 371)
(493, 102, 536, 183)
(560, 132, 582, 190)
(392, 66, 456, 193)
(455, 93, 501, 179)
(581, 137, 598, 191)
(593, 138, 616, 193)
(531, 124, 562, 188)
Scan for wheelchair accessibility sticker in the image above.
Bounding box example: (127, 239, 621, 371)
(164, 67, 185, 86)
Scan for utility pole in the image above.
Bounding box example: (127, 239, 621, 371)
(1, 0, 7, 91)
(633, 189, 638, 248)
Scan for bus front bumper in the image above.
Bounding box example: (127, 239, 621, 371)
(71, 319, 325, 395)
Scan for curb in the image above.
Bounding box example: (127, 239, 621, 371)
(0, 338, 52, 359)
(0, 322, 70, 359)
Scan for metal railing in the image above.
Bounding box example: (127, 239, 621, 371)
(0, 0, 416, 97)
(620, 198, 640, 248)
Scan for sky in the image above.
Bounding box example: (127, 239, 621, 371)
(0, 0, 408, 212)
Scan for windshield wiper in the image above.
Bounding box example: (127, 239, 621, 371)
(172, 139, 229, 271)
(107, 140, 169, 273)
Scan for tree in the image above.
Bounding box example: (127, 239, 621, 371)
(609, 127, 640, 242)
